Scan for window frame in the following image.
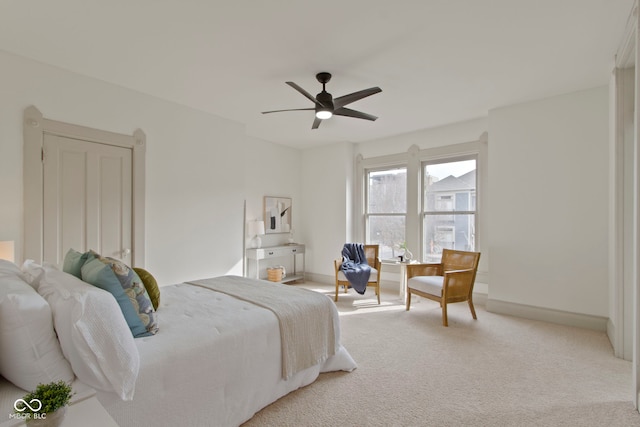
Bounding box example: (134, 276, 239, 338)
(355, 136, 486, 267)
(421, 154, 478, 262)
(364, 164, 408, 262)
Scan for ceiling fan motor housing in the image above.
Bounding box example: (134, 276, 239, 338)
(316, 72, 332, 84)
(316, 91, 334, 112)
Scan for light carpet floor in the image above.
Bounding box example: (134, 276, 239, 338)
(243, 283, 639, 427)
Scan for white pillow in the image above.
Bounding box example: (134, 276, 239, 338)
(20, 259, 45, 290)
(31, 263, 140, 400)
(0, 263, 75, 391)
(0, 258, 24, 278)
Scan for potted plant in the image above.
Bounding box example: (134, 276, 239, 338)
(14, 381, 74, 427)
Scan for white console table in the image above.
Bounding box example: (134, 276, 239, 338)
(246, 244, 305, 283)
(398, 260, 419, 304)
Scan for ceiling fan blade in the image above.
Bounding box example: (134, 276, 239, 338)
(333, 107, 378, 121)
(286, 82, 325, 107)
(333, 87, 381, 109)
(312, 117, 322, 129)
(262, 108, 314, 114)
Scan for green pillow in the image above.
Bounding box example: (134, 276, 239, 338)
(133, 267, 160, 310)
(62, 248, 89, 279)
(81, 252, 153, 338)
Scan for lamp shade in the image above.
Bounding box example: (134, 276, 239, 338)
(248, 220, 265, 237)
(0, 241, 15, 263)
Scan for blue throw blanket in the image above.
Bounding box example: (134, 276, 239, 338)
(340, 243, 371, 295)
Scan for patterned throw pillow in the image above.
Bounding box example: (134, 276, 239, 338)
(82, 251, 159, 336)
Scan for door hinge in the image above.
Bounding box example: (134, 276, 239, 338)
(41, 147, 45, 163)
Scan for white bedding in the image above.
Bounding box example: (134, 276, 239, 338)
(188, 276, 336, 379)
(96, 279, 357, 427)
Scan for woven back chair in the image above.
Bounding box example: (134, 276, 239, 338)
(405, 249, 480, 326)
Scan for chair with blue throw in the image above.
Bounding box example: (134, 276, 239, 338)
(334, 243, 381, 304)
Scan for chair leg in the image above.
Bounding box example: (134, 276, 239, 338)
(442, 302, 449, 327)
(376, 284, 380, 305)
(406, 291, 411, 311)
(334, 282, 339, 302)
(468, 298, 477, 320)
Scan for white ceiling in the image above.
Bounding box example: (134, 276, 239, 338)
(0, 0, 634, 148)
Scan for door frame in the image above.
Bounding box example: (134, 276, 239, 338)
(23, 105, 146, 267)
(612, 0, 640, 409)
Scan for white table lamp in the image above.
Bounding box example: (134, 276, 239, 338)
(0, 241, 15, 263)
(248, 221, 265, 249)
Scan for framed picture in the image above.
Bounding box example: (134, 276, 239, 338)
(264, 196, 292, 234)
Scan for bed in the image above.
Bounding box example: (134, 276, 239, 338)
(0, 259, 356, 427)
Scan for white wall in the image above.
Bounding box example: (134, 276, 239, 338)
(243, 135, 303, 278)
(0, 50, 301, 286)
(487, 86, 610, 317)
(355, 118, 488, 157)
(243, 135, 302, 248)
(301, 119, 490, 290)
(354, 118, 490, 285)
(300, 142, 353, 278)
(0, 49, 612, 321)
(300, 87, 610, 322)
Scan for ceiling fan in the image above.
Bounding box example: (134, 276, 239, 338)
(262, 72, 382, 129)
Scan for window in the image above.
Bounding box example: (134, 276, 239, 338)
(365, 167, 406, 260)
(422, 157, 477, 263)
(357, 138, 485, 267)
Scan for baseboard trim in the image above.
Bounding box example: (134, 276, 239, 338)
(304, 272, 333, 285)
(304, 273, 488, 306)
(304, 272, 400, 290)
(486, 299, 608, 331)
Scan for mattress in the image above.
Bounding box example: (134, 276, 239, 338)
(96, 279, 356, 426)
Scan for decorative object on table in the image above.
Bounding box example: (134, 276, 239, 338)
(0, 240, 15, 262)
(247, 220, 265, 248)
(397, 241, 413, 261)
(264, 196, 292, 234)
(15, 380, 74, 426)
(288, 227, 295, 244)
(267, 266, 286, 282)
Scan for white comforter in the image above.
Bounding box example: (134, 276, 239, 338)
(97, 279, 356, 427)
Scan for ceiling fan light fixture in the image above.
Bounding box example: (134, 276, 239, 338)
(316, 109, 333, 120)
(262, 72, 381, 129)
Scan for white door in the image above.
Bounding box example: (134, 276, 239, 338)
(43, 134, 132, 266)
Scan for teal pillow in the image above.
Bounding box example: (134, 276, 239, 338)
(81, 252, 151, 338)
(62, 249, 89, 279)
